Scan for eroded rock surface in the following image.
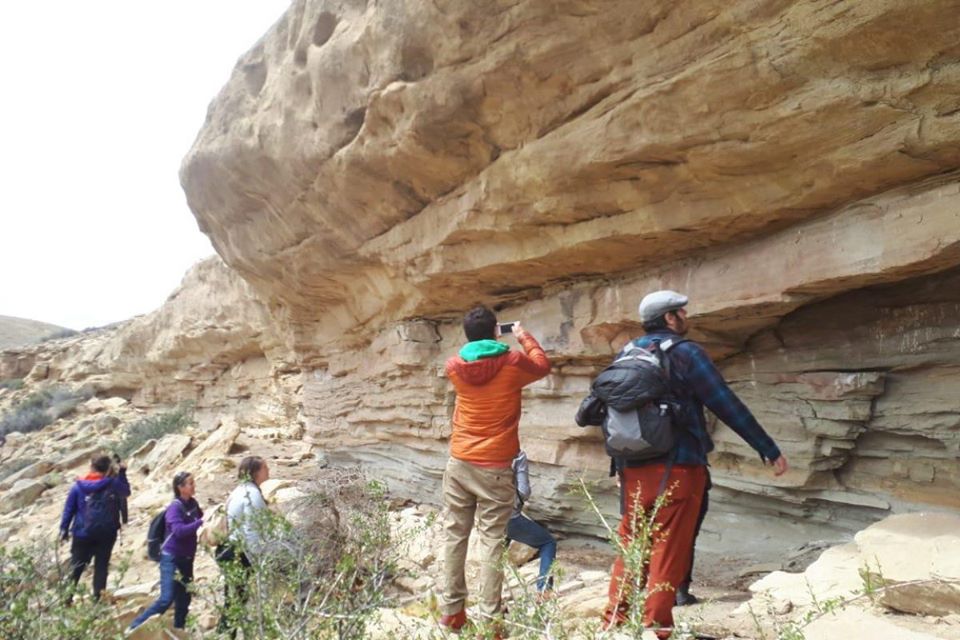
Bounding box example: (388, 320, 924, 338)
(173, 0, 960, 540)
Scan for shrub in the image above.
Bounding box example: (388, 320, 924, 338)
(0, 378, 24, 391)
(40, 328, 79, 342)
(0, 540, 127, 639)
(210, 469, 396, 640)
(114, 403, 195, 458)
(0, 385, 91, 439)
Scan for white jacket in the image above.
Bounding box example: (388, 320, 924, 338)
(226, 481, 267, 555)
(511, 450, 531, 519)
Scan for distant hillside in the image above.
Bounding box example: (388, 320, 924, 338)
(0, 315, 75, 350)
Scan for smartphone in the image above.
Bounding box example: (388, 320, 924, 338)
(498, 322, 517, 335)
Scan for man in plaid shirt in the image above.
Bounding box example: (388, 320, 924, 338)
(603, 290, 788, 638)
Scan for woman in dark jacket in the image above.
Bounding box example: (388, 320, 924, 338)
(59, 453, 131, 600)
(127, 471, 203, 633)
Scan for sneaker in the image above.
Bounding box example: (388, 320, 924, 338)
(675, 584, 699, 606)
(438, 609, 468, 632)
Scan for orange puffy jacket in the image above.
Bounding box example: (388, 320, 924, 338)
(445, 332, 551, 465)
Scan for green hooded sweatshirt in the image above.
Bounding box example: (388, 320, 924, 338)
(459, 339, 509, 362)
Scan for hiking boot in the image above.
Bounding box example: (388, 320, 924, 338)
(675, 584, 699, 606)
(439, 609, 468, 633)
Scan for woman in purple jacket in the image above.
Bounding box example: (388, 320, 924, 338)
(127, 471, 204, 633)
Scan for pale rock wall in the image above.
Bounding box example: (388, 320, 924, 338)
(303, 176, 960, 538)
(28, 0, 953, 541)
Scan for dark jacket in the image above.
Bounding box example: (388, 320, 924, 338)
(60, 470, 131, 539)
(620, 330, 781, 466)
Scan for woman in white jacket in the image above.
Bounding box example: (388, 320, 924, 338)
(216, 456, 269, 637)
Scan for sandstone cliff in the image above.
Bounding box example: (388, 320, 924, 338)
(0, 257, 299, 431)
(176, 0, 960, 542)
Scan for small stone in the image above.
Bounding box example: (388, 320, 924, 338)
(102, 397, 128, 410)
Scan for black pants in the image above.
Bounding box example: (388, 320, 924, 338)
(69, 532, 117, 600)
(682, 470, 712, 587)
(216, 544, 252, 637)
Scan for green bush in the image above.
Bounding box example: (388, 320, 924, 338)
(40, 328, 79, 342)
(0, 541, 126, 639)
(114, 403, 195, 458)
(210, 470, 396, 640)
(0, 385, 92, 439)
(0, 378, 24, 391)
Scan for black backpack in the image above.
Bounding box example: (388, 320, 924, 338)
(587, 338, 687, 461)
(147, 501, 187, 561)
(80, 487, 119, 539)
(146, 509, 167, 562)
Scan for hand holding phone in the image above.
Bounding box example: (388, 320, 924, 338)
(498, 322, 517, 335)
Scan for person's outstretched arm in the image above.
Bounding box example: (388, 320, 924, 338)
(683, 342, 788, 475)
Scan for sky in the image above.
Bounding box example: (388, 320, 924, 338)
(0, 1, 290, 330)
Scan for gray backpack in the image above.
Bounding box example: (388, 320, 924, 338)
(593, 338, 685, 461)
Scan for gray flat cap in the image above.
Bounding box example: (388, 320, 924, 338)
(638, 290, 689, 323)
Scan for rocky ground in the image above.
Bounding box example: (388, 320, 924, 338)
(3, 379, 959, 639)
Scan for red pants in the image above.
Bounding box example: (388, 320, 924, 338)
(603, 463, 707, 636)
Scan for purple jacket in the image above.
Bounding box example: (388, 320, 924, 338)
(162, 497, 203, 558)
(60, 470, 131, 539)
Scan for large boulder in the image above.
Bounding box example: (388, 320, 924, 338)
(741, 512, 960, 636)
(856, 513, 960, 616)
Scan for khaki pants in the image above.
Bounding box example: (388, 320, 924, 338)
(439, 457, 516, 617)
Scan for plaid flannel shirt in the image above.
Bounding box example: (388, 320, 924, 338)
(622, 330, 781, 467)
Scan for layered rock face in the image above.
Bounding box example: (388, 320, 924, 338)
(178, 0, 960, 538)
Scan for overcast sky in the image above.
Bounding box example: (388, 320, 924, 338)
(0, 1, 290, 330)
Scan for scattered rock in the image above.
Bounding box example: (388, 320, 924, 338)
(508, 540, 539, 567)
(81, 397, 105, 414)
(738, 562, 783, 579)
(0, 460, 54, 491)
(2, 478, 48, 514)
(102, 397, 128, 410)
(180, 419, 241, 471)
(56, 445, 102, 471)
(134, 434, 192, 477)
(96, 414, 122, 433)
(3, 432, 27, 446)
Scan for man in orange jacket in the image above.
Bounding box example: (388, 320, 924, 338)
(438, 306, 551, 632)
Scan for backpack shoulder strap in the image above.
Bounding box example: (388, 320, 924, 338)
(656, 337, 689, 381)
(658, 337, 688, 353)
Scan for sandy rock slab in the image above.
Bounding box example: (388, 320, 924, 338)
(856, 513, 960, 617)
(740, 512, 960, 638)
(0, 460, 55, 491)
(1, 478, 48, 514)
